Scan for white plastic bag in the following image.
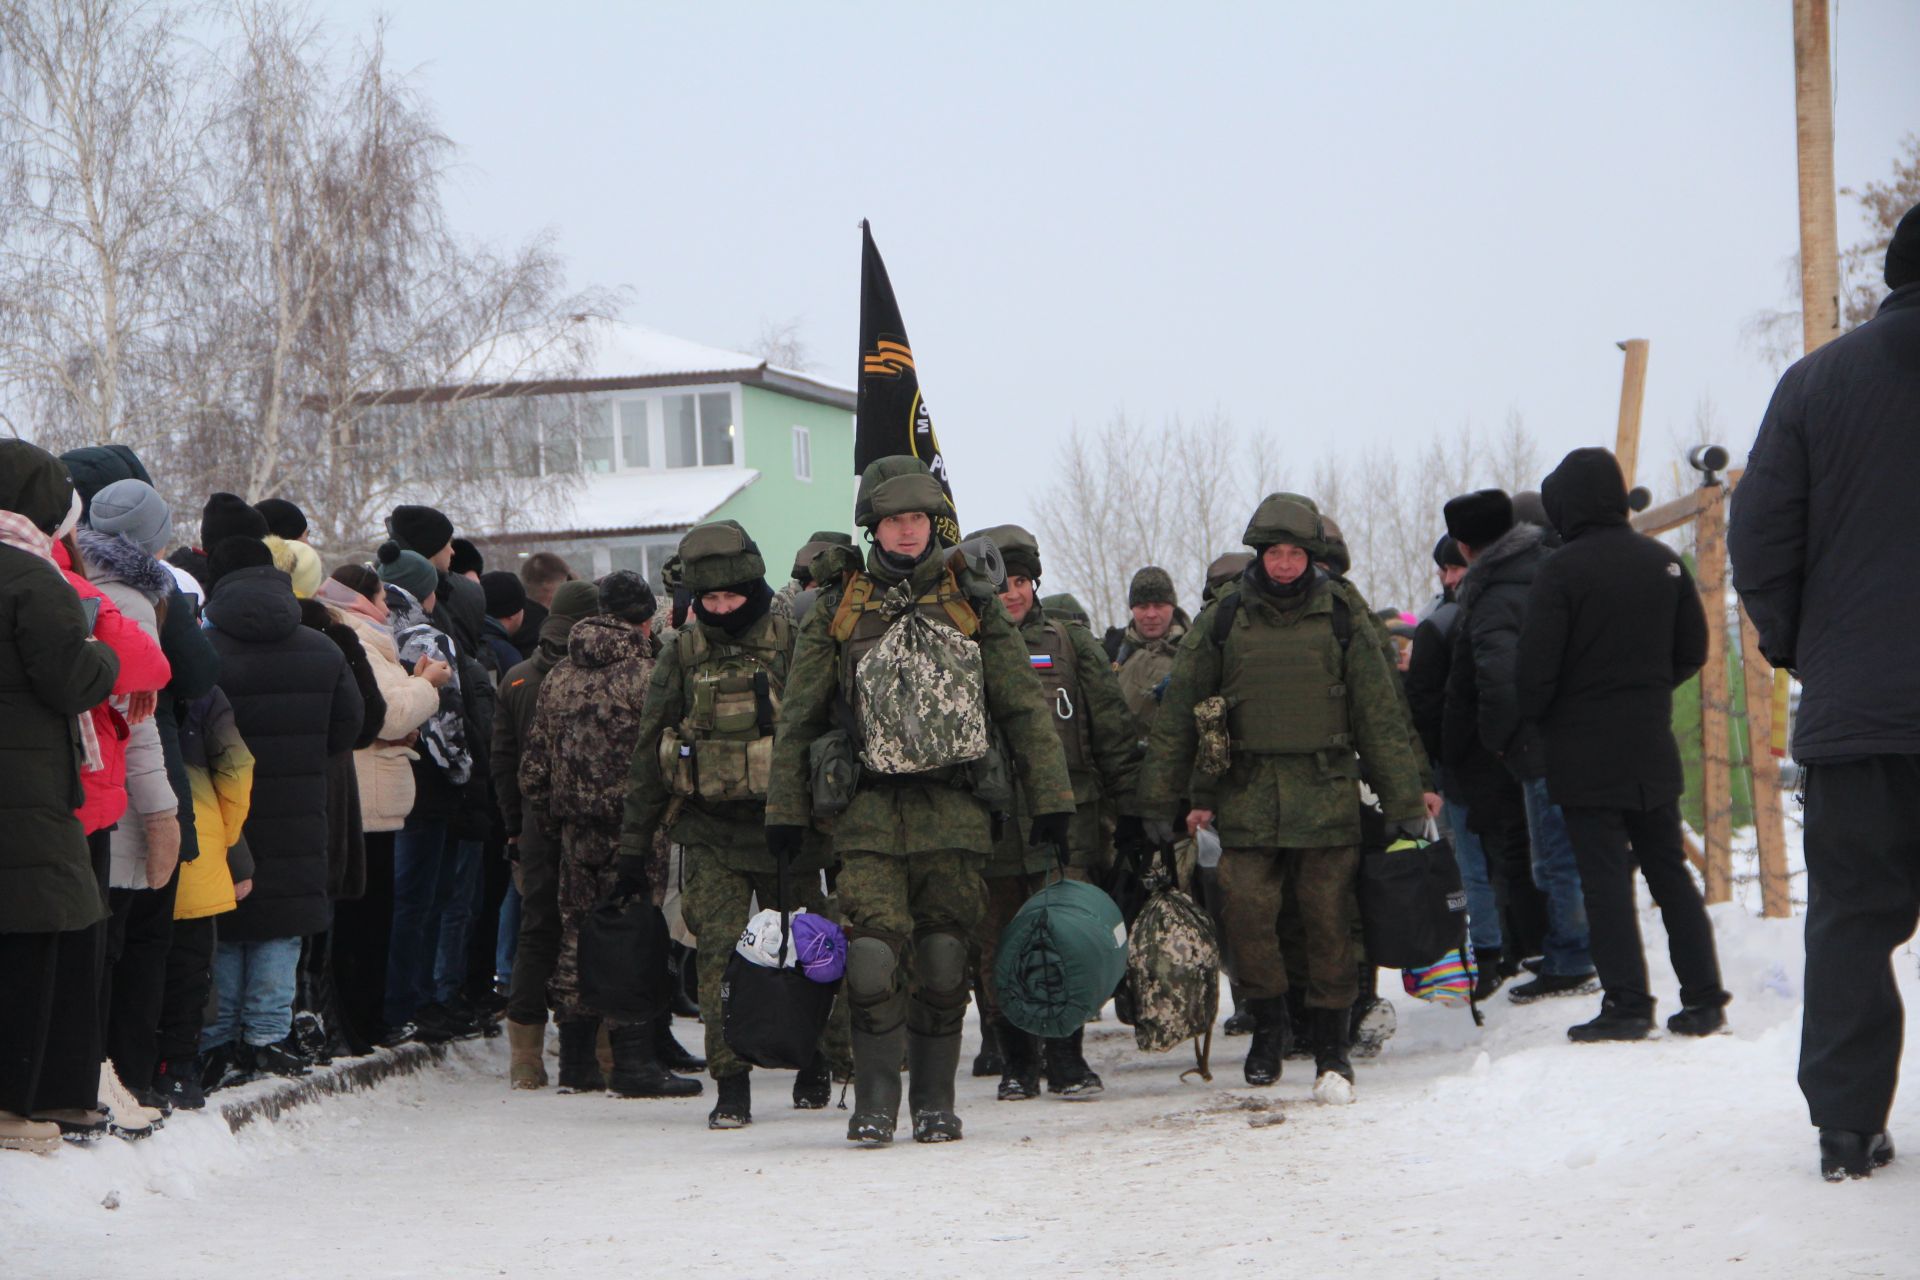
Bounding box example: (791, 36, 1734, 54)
(735, 907, 808, 969)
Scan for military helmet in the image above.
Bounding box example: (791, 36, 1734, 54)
(678, 519, 766, 594)
(1242, 492, 1324, 551)
(1041, 592, 1090, 626)
(854, 456, 948, 530)
(1204, 551, 1253, 598)
(658, 554, 684, 595)
(791, 529, 856, 583)
(1312, 513, 1352, 577)
(968, 523, 1041, 581)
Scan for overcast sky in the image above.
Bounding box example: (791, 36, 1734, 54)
(325, 0, 1918, 530)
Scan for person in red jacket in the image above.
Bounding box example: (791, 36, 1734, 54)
(52, 535, 172, 837)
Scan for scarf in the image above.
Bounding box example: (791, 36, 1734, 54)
(315, 576, 390, 626)
(2, 501, 105, 770)
(691, 579, 774, 638)
(0, 508, 55, 562)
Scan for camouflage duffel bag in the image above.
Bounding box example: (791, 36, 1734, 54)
(1127, 868, 1221, 1081)
(853, 610, 989, 774)
(993, 878, 1128, 1039)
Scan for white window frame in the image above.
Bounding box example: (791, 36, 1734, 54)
(791, 425, 812, 482)
(580, 385, 744, 473)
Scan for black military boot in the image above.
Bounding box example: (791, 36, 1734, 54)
(606, 1020, 703, 1098)
(670, 944, 701, 1018)
(555, 1019, 605, 1094)
(1043, 1028, 1104, 1097)
(792, 1055, 832, 1110)
(996, 1018, 1041, 1101)
(654, 1015, 706, 1073)
(1283, 989, 1316, 1059)
(1223, 984, 1255, 1037)
(1819, 1129, 1895, 1181)
(1243, 997, 1291, 1086)
(970, 1018, 1003, 1078)
(709, 1074, 751, 1129)
(1568, 996, 1656, 1044)
(1311, 1006, 1355, 1105)
(907, 1030, 964, 1143)
(847, 1025, 905, 1146)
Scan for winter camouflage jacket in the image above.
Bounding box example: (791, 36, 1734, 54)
(1140, 570, 1425, 849)
(1114, 611, 1190, 728)
(766, 547, 1075, 857)
(520, 616, 656, 828)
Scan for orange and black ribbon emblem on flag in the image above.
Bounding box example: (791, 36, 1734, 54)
(862, 339, 915, 379)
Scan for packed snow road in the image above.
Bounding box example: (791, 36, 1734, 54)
(7, 908, 1917, 1280)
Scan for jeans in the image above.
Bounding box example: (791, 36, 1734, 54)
(386, 815, 449, 1028)
(202, 936, 302, 1050)
(494, 879, 521, 987)
(1438, 764, 1501, 954)
(1520, 775, 1593, 976)
(432, 838, 485, 1004)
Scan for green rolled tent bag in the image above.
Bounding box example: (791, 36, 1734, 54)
(993, 878, 1130, 1039)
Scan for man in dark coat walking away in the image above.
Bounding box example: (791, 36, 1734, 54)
(1729, 203, 1920, 1181)
(1518, 447, 1725, 1044)
(201, 539, 364, 1081)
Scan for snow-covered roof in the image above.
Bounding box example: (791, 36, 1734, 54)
(516, 466, 760, 538)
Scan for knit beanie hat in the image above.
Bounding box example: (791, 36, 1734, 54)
(266, 534, 323, 599)
(1886, 202, 1920, 290)
(547, 579, 601, 626)
(1442, 489, 1514, 550)
(1128, 566, 1177, 608)
(1432, 535, 1467, 570)
(597, 569, 656, 623)
(208, 534, 273, 585)
(450, 537, 484, 577)
(89, 479, 173, 555)
(255, 497, 307, 541)
(376, 540, 439, 602)
(387, 504, 455, 558)
(201, 492, 268, 550)
(481, 569, 527, 618)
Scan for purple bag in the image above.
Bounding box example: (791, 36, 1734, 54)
(790, 913, 847, 984)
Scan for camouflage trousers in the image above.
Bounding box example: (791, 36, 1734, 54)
(549, 820, 624, 1024)
(1217, 846, 1360, 1009)
(838, 849, 986, 1037)
(971, 866, 1094, 1026)
(680, 849, 852, 1081)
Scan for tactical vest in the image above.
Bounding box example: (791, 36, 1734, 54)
(828, 569, 989, 775)
(657, 614, 791, 802)
(1116, 634, 1180, 725)
(1022, 618, 1093, 777)
(1215, 588, 1353, 756)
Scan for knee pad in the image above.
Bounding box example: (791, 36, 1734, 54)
(913, 931, 971, 1001)
(844, 936, 901, 1005)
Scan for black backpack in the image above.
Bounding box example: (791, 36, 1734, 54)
(579, 893, 674, 1022)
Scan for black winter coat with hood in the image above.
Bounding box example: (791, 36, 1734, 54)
(1730, 283, 1920, 761)
(1516, 449, 1708, 811)
(205, 566, 363, 941)
(1443, 522, 1551, 779)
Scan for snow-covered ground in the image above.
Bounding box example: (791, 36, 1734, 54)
(7, 904, 1918, 1280)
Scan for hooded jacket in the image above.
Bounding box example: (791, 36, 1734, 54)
(0, 445, 121, 932)
(204, 565, 363, 941)
(1516, 447, 1708, 810)
(521, 616, 656, 827)
(1442, 522, 1550, 777)
(1730, 282, 1920, 760)
(175, 687, 255, 921)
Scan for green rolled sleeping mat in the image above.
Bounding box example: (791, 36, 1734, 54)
(993, 878, 1129, 1039)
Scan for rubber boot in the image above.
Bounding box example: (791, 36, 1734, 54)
(669, 943, 702, 1018)
(1043, 1027, 1104, 1097)
(847, 1024, 905, 1146)
(709, 1073, 751, 1129)
(907, 1030, 963, 1143)
(996, 1017, 1041, 1101)
(970, 1017, 1003, 1078)
(606, 1020, 703, 1098)
(793, 1055, 832, 1110)
(1311, 1006, 1355, 1105)
(654, 1015, 706, 1073)
(556, 1019, 604, 1094)
(507, 1019, 548, 1090)
(1243, 997, 1291, 1086)
(1222, 984, 1255, 1037)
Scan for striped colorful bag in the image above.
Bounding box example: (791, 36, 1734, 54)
(1402, 944, 1478, 1004)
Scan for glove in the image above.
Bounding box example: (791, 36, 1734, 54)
(1113, 815, 1148, 864)
(1143, 818, 1178, 848)
(766, 824, 808, 864)
(1028, 813, 1073, 864)
(611, 854, 651, 900)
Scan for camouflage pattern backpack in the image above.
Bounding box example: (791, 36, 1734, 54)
(851, 582, 990, 775)
(1126, 853, 1222, 1080)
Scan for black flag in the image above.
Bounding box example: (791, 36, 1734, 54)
(856, 220, 959, 544)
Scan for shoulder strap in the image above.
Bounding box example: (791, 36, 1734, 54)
(937, 569, 980, 637)
(828, 572, 874, 642)
(678, 622, 708, 668)
(1331, 592, 1352, 652)
(1047, 619, 1079, 685)
(1210, 594, 1244, 647)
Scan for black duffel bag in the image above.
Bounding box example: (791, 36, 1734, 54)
(721, 852, 838, 1070)
(1360, 830, 1467, 971)
(579, 892, 674, 1022)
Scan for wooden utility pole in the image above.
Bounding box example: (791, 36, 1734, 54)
(1740, 607, 1793, 915)
(1793, 0, 1840, 354)
(1614, 339, 1650, 485)
(1695, 486, 1734, 904)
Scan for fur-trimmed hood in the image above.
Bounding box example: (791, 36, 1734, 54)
(1456, 522, 1547, 610)
(77, 527, 176, 604)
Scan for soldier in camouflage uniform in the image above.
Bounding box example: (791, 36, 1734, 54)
(621, 520, 851, 1130)
(1140, 494, 1437, 1103)
(767, 457, 1075, 1146)
(966, 524, 1144, 1102)
(1113, 566, 1192, 728)
(771, 530, 854, 622)
(520, 570, 703, 1101)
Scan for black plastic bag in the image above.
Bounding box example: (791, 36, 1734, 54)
(1360, 834, 1467, 971)
(579, 893, 673, 1022)
(720, 850, 837, 1069)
